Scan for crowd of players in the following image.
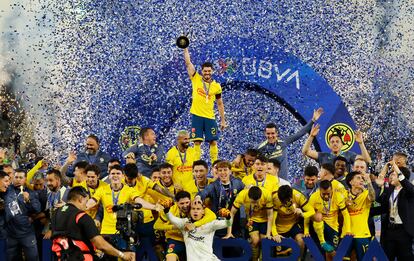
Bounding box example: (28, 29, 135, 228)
(0, 126, 412, 261)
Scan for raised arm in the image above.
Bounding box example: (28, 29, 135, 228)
(354, 131, 372, 164)
(134, 196, 163, 211)
(153, 184, 175, 199)
(60, 152, 77, 186)
(285, 108, 323, 145)
(364, 173, 376, 202)
(184, 48, 196, 78)
(301, 124, 320, 160)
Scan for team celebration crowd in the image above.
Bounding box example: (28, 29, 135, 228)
(0, 47, 412, 261)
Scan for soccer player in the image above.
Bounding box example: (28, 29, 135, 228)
(84, 164, 108, 221)
(165, 197, 233, 261)
(272, 185, 315, 257)
(319, 163, 347, 195)
(344, 171, 375, 260)
(267, 158, 290, 186)
(257, 108, 323, 179)
(184, 47, 227, 164)
(242, 154, 279, 194)
(198, 161, 245, 237)
(302, 124, 371, 169)
(334, 156, 349, 186)
(293, 165, 318, 199)
(231, 148, 258, 180)
(306, 180, 351, 261)
(225, 186, 273, 261)
(154, 191, 216, 261)
(122, 127, 164, 177)
(166, 130, 200, 187)
(182, 160, 215, 199)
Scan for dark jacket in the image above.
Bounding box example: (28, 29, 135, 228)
(122, 143, 164, 178)
(4, 186, 41, 238)
(198, 177, 245, 213)
(377, 177, 414, 238)
(75, 150, 111, 178)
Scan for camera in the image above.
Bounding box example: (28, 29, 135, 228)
(112, 203, 144, 251)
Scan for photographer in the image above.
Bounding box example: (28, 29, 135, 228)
(51, 186, 135, 261)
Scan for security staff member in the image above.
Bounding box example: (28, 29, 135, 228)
(51, 186, 135, 261)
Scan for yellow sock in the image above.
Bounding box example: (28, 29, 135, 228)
(209, 143, 218, 163)
(194, 143, 201, 160)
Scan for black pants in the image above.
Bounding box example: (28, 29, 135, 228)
(382, 224, 413, 261)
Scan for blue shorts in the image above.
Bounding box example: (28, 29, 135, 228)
(345, 237, 371, 260)
(324, 223, 339, 249)
(191, 114, 218, 142)
(281, 223, 304, 239)
(248, 221, 268, 235)
(166, 239, 186, 258)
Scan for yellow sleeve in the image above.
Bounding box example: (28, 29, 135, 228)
(301, 202, 315, 220)
(92, 186, 103, 203)
(26, 160, 43, 187)
(271, 210, 278, 236)
(233, 192, 243, 209)
(265, 192, 273, 209)
(130, 188, 141, 202)
(313, 221, 326, 243)
(194, 207, 216, 227)
(154, 212, 175, 231)
(340, 207, 351, 235)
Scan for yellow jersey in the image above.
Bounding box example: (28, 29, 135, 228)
(182, 178, 215, 199)
(166, 146, 199, 187)
(189, 72, 222, 119)
(331, 179, 347, 195)
(242, 174, 279, 194)
(154, 204, 217, 242)
(71, 179, 88, 189)
(130, 176, 157, 224)
(347, 190, 372, 238)
(308, 189, 347, 232)
(86, 181, 109, 219)
(146, 180, 176, 204)
(233, 188, 273, 223)
(231, 159, 254, 180)
(92, 185, 140, 234)
(272, 189, 314, 234)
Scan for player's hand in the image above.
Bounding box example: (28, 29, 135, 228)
(43, 230, 52, 239)
(153, 203, 164, 212)
(184, 222, 195, 232)
(55, 200, 65, 208)
(22, 192, 30, 203)
(303, 233, 311, 237)
(272, 234, 283, 243)
(355, 130, 364, 143)
(293, 207, 303, 217)
(150, 153, 157, 161)
(218, 208, 231, 218)
(222, 233, 234, 239)
(174, 184, 183, 192)
(121, 252, 135, 261)
(220, 120, 228, 131)
(310, 124, 320, 137)
(312, 107, 324, 122)
(94, 219, 101, 228)
(66, 151, 77, 164)
(232, 154, 242, 168)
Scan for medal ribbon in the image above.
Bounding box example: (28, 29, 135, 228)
(176, 146, 187, 166)
(202, 80, 210, 103)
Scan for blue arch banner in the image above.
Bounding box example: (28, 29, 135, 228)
(111, 37, 359, 156)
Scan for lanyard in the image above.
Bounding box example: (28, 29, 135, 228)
(322, 198, 331, 214)
(254, 174, 266, 187)
(176, 146, 187, 165)
(218, 182, 233, 208)
(48, 190, 60, 209)
(202, 80, 210, 103)
(112, 187, 122, 205)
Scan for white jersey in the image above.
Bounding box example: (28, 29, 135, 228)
(167, 212, 231, 261)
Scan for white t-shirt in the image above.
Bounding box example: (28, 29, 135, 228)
(167, 212, 231, 261)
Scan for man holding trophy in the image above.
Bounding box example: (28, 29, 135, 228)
(177, 36, 227, 164)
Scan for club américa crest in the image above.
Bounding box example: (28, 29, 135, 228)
(325, 123, 355, 152)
